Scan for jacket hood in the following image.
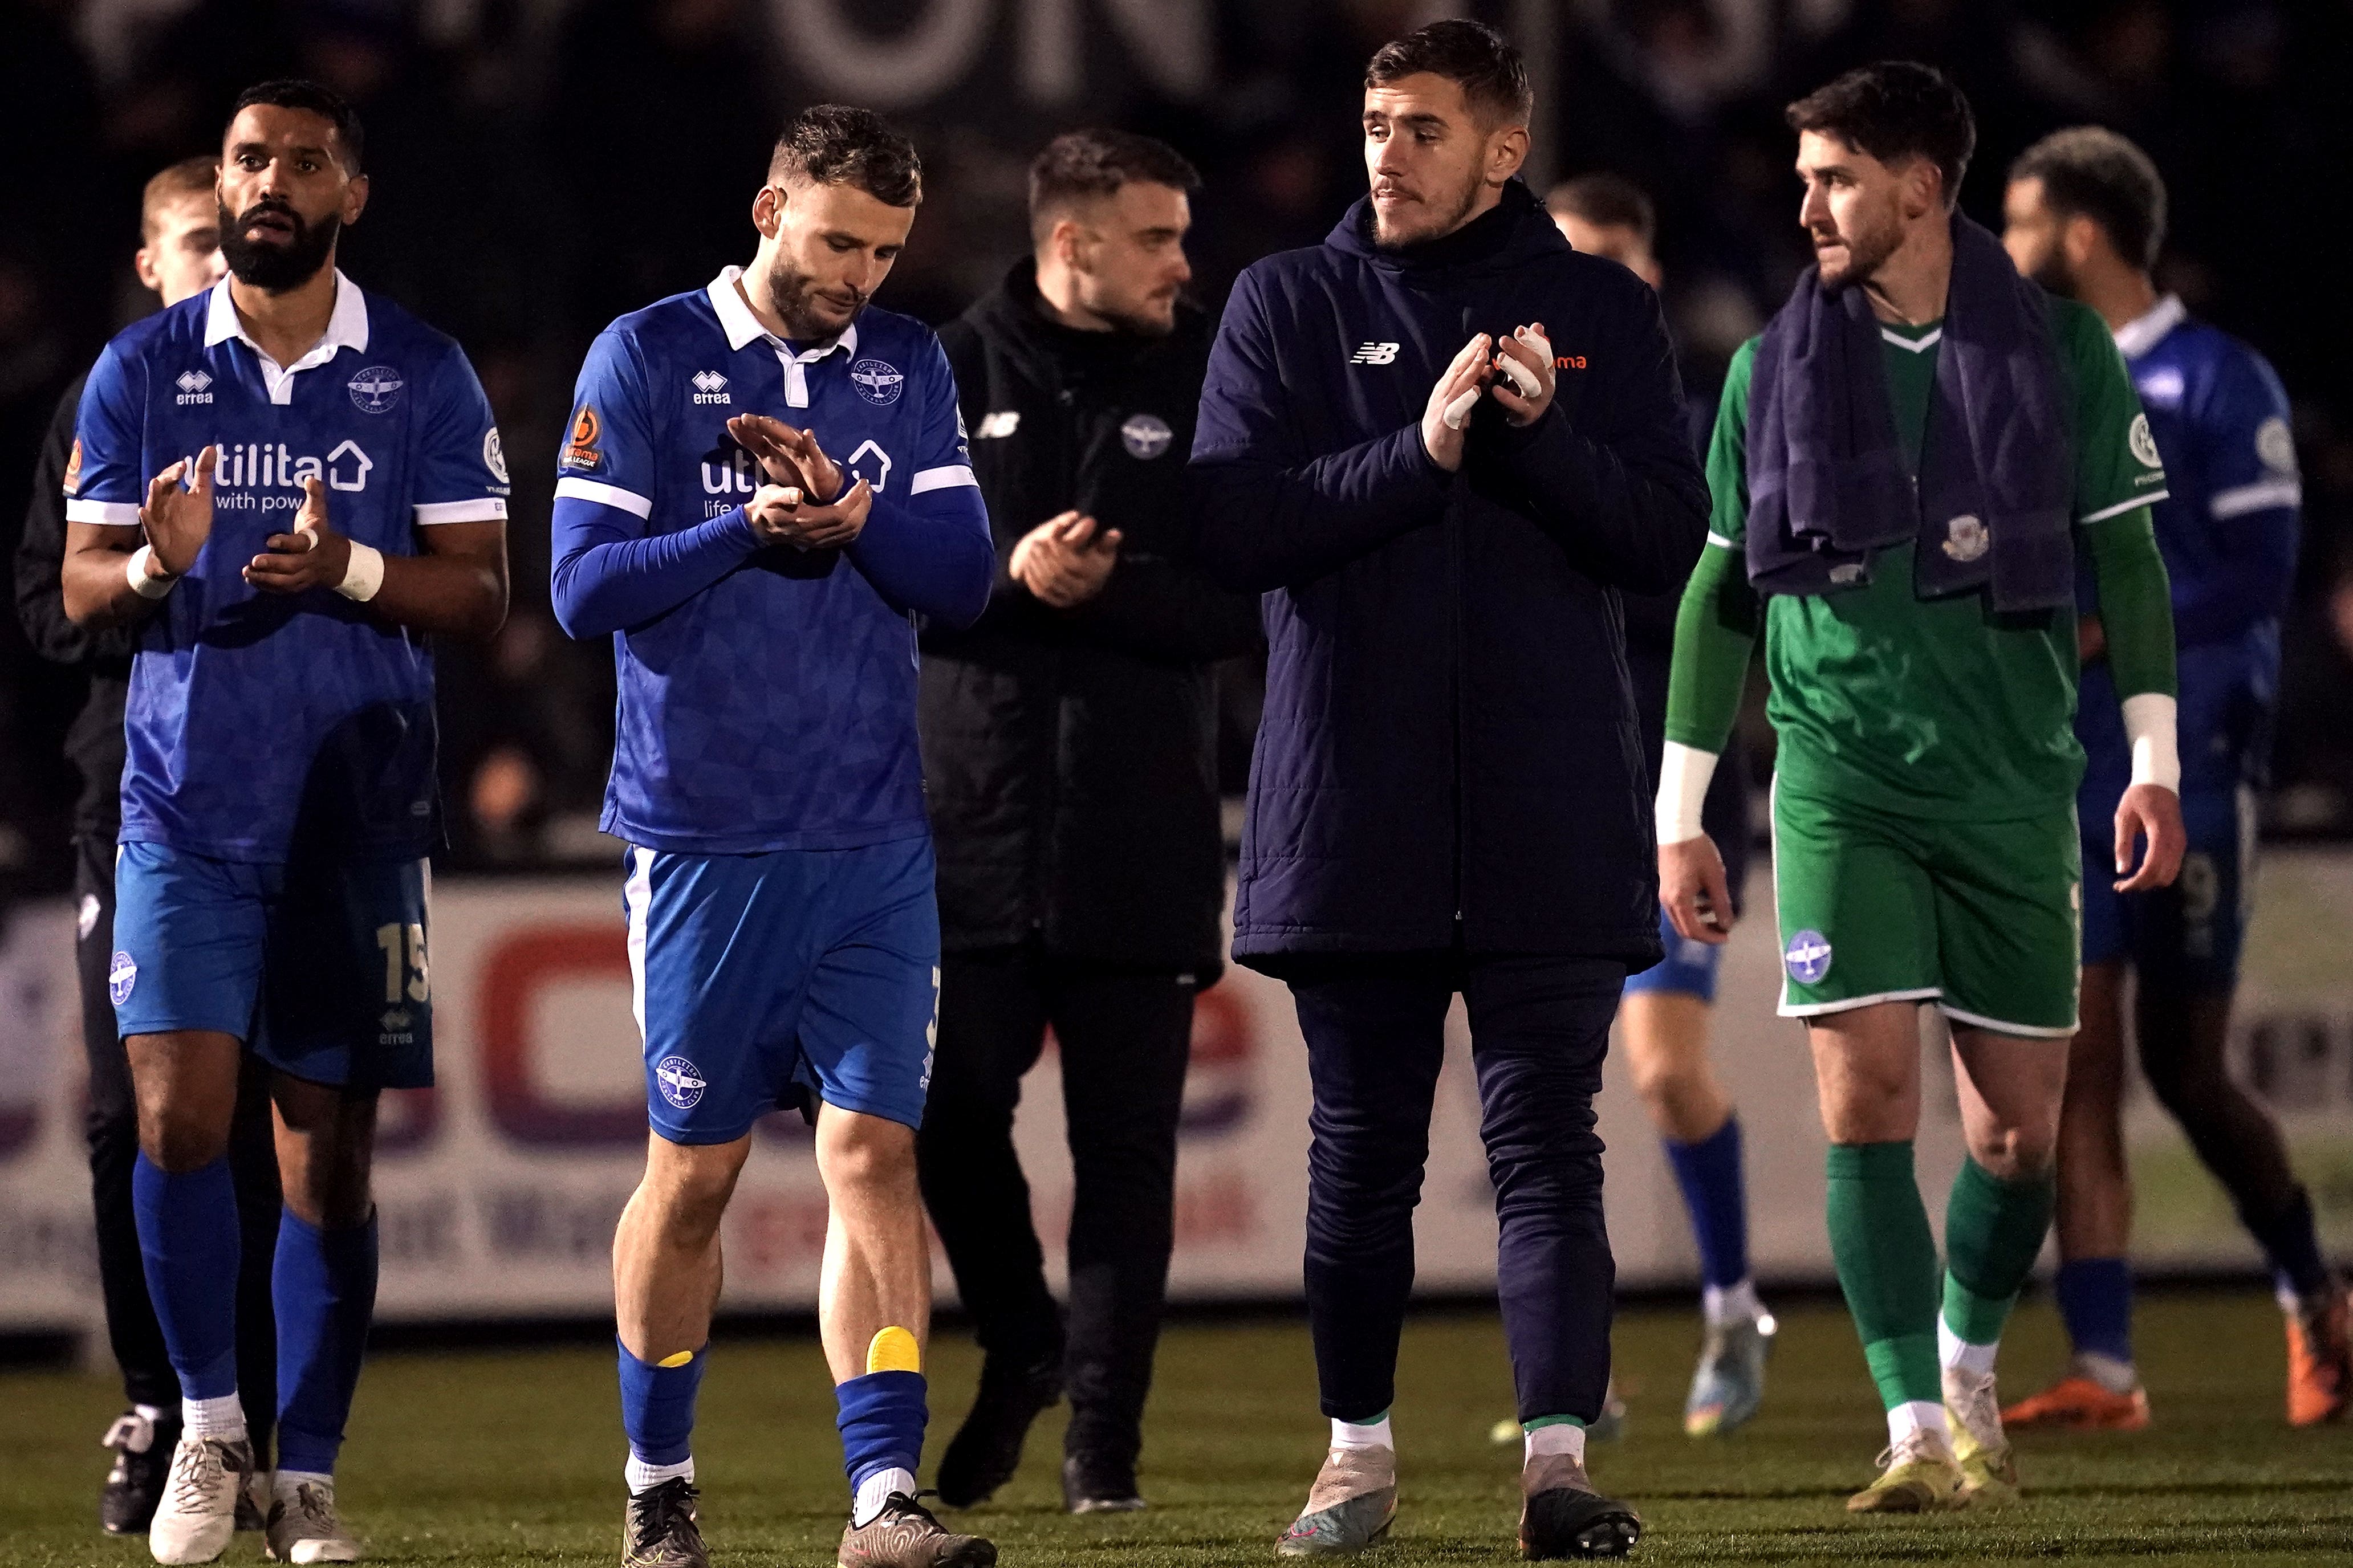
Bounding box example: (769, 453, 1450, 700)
(966, 257, 1204, 386)
(1324, 176, 1568, 280)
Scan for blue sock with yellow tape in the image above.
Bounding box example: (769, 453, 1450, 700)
(839, 1327, 926, 1525)
(620, 1339, 706, 1491)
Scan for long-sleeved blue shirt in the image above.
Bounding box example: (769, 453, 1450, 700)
(551, 270, 993, 853)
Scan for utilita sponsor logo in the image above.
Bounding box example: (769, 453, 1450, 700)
(205, 440, 374, 507)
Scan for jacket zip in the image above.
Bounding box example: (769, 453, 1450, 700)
(1447, 467, 1466, 928)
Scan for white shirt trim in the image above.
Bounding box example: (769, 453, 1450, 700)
(2082, 490, 2168, 524)
(1705, 531, 1737, 549)
(908, 464, 977, 496)
(1879, 325, 1942, 353)
(203, 270, 371, 405)
(414, 498, 508, 524)
(2210, 478, 2302, 519)
(705, 266, 856, 409)
(66, 498, 141, 526)
(555, 476, 653, 518)
(2111, 294, 2188, 361)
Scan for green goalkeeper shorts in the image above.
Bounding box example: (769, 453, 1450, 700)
(1770, 780, 2082, 1038)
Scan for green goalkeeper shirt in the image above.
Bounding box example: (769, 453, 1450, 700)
(1669, 294, 2173, 820)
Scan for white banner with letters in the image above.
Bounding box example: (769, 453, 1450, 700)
(4, 853, 2349, 1333)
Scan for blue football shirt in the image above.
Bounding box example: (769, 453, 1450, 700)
(66, 271, 509, 861)
(554, 267, 986, 854)
(2078, 295, 2301, 793)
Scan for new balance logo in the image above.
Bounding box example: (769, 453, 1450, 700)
(1350, 341, 1401, 365)
(691, 370, 730, 405)
(175, 370, 213, 405)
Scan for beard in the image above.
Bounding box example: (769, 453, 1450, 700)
(762, 253, 868, 342)
(1814, 211, 1903, 291)
(1372, 169, 1482, 250)
(218, 198, 339, 292)
(2022, 245, 2077, 298)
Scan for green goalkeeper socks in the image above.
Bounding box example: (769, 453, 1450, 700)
(1942, 1155, 2057, 1348)
(1825, 1142, 1942, 1410)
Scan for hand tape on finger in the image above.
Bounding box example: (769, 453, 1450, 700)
(1442, 387, 1481, 430)
(1497, 353, 1542, 398)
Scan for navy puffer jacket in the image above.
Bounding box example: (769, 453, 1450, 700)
(1192, 179, 1709, 969)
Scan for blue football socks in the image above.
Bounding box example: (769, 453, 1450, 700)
(1665, 1115, 1750, 1292)
(619, 1340, 707, 1488)
(836, 1370, 926, 1510)
(2054, 1256, 2135, 1369)
(273, 1211, 380, 1476)
(133, 1154, 244, 1420)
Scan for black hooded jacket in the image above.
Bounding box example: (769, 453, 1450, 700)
(921, 261, 1262, 973)
(1191, 180, 1710, 967)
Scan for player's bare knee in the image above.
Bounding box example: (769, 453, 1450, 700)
(138, 1106, 231, 1172)
(1967, 1121, 2057, 1182)
(816, 1111, 916, 1195)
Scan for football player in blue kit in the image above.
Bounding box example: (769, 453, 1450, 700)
(58, 81, 511, 1565)
(2000, 128, 2347, 1428)
(547, 106, 994, 1568)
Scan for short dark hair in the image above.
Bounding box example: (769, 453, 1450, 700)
(2010, 126, 2167, 272)
(769, 104, 922, 207)
(1785, 61, 1974, 207)
(227, 79, 364, 174)
(1546, 173, 1655, 247)
(141, 156, 218, 242)
(1029, 129, 1201, 238)
(1366, 19, 1534, 128)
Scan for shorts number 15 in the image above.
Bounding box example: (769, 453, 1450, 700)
(375, 921, 430, 1004)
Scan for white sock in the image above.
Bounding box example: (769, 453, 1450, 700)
(852, 1467, 916, 1528)
(2074, 1350, 2139, 1395)
(1522, 1422, 1586, 1465)
(1886, 1400, 1949, 1451)
(625, 1455, 693, 1494)
(1702, 1278, 1763, 1327)
(182, 1393, 246, 1442)
(1937, 1315, 1998, 1378)
(275, 1469, 332, 1498)
(1330, 1414, 1392, 1451)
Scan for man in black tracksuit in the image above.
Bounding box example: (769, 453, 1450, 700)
(11, 160, 280, 1537)
(917, 131, 1262, 1514)
(1192, 24, 1708, 1559)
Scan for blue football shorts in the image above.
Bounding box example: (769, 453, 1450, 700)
(625, 835, 941, 1143)
(2079, 781, 2256, 991)
(111, 840, 434, 1089)
(1622, 902, 1726, 1003)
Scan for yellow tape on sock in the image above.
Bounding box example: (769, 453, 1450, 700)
(657, 1350, 697, 1369)
(866, 1326, 920, 1375)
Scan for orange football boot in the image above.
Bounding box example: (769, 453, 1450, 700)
(2001, 1374, 2151, 1431)
(2286, 1287, 2353, 1427)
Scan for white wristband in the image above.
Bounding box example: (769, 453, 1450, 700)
(335, 540, 385, 602)
(1656, 741, 1720, 844)
(2122, 691, 2180, 792)
(127, 545, 176, 599)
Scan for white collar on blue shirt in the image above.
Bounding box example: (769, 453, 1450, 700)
(2111, 293, 2187, 361)
(202, 268, 371, 404)
(707, 266, 858, 409)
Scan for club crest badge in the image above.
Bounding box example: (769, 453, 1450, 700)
(108, 951, 138, 1006)
(655, 1054, 706, 1110)
(1941, 514, 1988, 563)
(482, 427, 509, 485)
(349, 365, 404, 414)
(1783, 929, 1833, 985)
(2127, 412, 2160, 469)
(63, 437, 82, 495)
(1121, 412, 1175, 460)
(849, 359, 904, 406)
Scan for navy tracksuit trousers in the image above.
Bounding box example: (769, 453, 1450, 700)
(1288, 951, 1624, 1427)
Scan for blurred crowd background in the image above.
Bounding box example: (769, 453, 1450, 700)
(3, 0, 2350, 892)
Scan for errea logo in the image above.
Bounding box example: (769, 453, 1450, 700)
(691, 370, 730, 405)
(1350, 341, 1401, 365)
(176, 370, 213, 405)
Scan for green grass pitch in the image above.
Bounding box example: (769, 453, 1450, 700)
(3, 1290, 2349, 1566)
